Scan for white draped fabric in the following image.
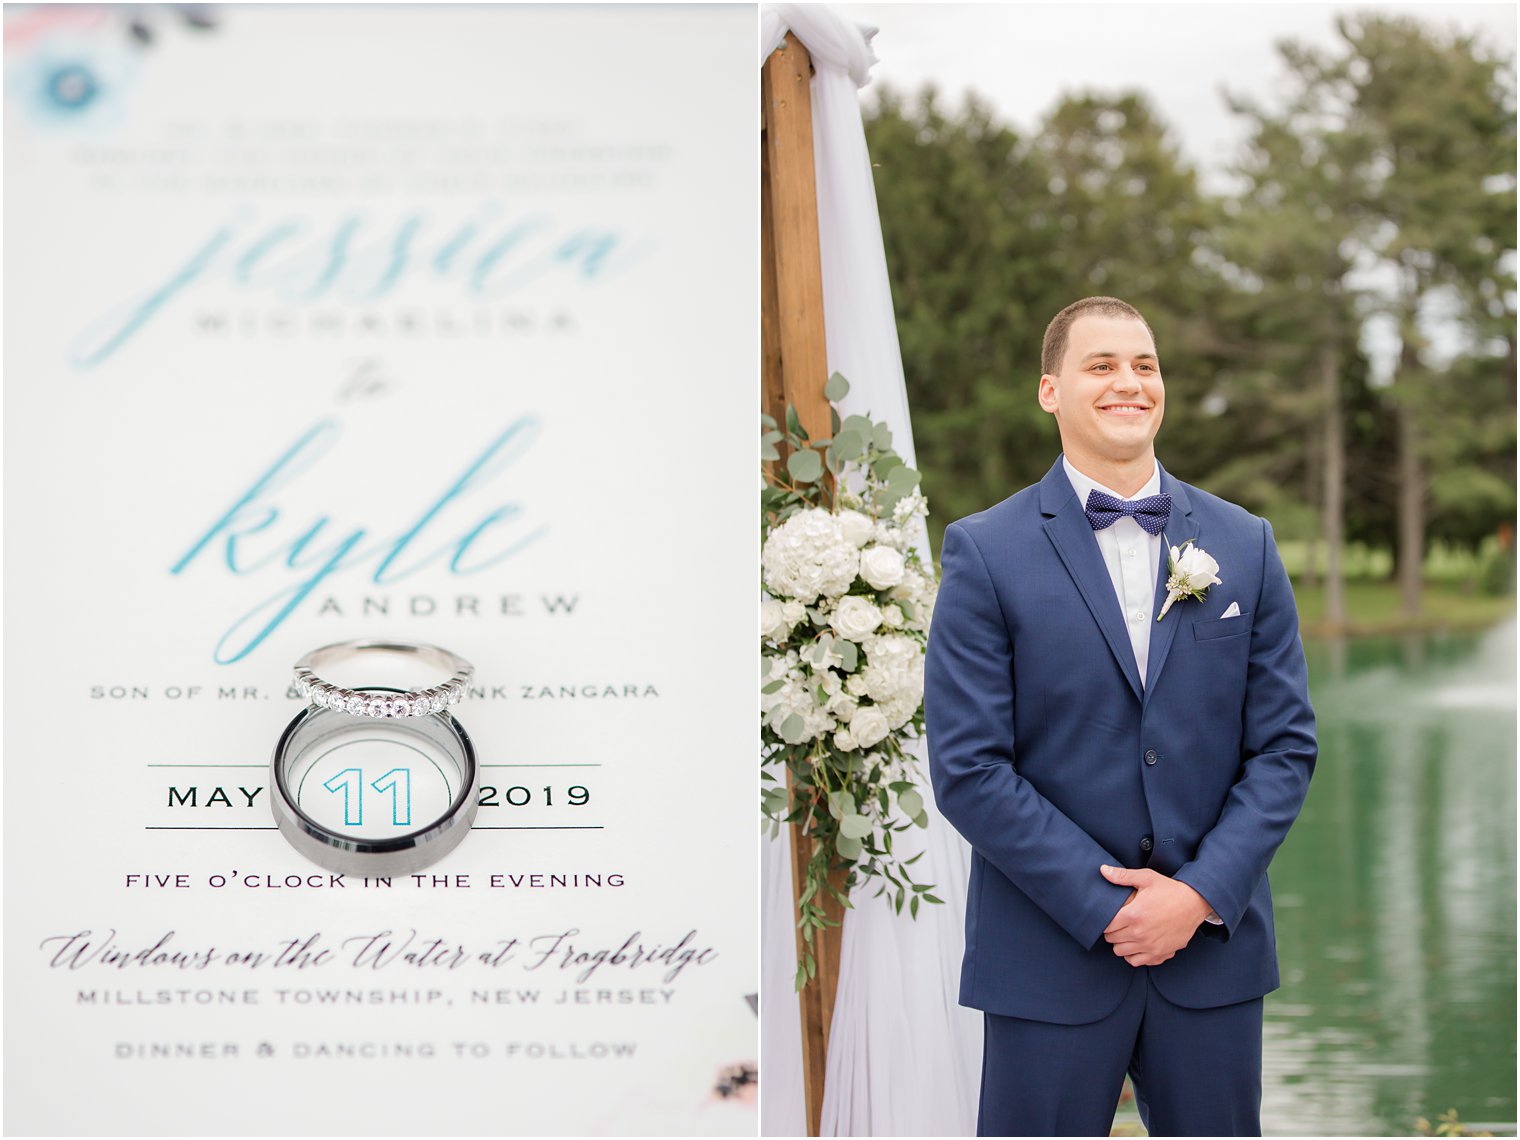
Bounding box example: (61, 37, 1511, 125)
(760, 7, 982, 1135)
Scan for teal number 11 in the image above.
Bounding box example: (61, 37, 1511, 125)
(321, 767, 412, 827)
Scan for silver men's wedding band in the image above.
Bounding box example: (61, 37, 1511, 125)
(271, 692, 479, 876)
(293, 638, 474, 718)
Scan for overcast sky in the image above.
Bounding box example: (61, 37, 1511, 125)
(833, 3, 1516, 187)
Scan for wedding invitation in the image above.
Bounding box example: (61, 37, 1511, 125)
(4, 5, 758, 1134)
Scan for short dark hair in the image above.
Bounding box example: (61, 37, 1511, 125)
(1041, 297, 1155, 376)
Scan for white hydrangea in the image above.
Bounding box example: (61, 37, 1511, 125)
(762, 508, 859, 603)
(871, 522, 909, 551)
(860, 633, 925, 710)
(891, 567, 928, 604)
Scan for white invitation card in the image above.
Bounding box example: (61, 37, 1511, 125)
(4, 5, 758, 1134)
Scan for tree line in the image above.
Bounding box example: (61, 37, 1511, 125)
(865, 13, 1515, 620)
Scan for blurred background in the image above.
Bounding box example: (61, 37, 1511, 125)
(836, 3, 1516, 1135)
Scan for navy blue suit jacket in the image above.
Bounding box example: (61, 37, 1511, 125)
(925, 457, 1316, 1024)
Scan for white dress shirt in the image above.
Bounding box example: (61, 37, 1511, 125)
(1064, 458, 1224, 925)
(1062, 457, 1163, 687)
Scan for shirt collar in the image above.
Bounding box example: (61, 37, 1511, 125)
(1062, 455, 1161, 508)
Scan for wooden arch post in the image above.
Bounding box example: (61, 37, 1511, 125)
(762, 31, 846, 1139)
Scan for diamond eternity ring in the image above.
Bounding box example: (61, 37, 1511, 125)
(293, 639, 474, 718)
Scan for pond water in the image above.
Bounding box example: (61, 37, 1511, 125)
(1262, 620, 1517, 1136)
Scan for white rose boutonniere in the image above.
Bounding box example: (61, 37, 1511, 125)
(1158, 540, 1221, 620)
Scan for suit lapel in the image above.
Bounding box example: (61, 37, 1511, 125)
(1039, 461, 1144, 702)
(1142, 466, 1197, 708)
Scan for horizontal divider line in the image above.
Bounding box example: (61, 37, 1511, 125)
(145, 825, 605, 831)
(146, 763, 603, 769)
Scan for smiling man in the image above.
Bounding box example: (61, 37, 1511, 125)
(924, 296, 1317, 1136)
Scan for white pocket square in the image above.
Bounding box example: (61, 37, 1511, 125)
(1220, 602, 1241, 619)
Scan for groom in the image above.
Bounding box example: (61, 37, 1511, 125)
(924, 297, 1316, 1136)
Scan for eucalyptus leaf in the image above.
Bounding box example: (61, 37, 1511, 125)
(838, 639, 859, 672)
(760, 413, 778, 430)
(835, 834, 864, 860)
(761, 441, 780, 461)
(785, 405, 808, 441)
(779, 713, 806, 744)
(887, 464, 922, 492)
(824, 372, 850, 401)
(788, 448, 823, 483)
(839, 813, 873, 839)
(873, 453, 904, 478)
(831, 428, 865, 461)
(899, 788, 924, 818)
(872, 421, 893, 451)
(761, 679, 785, 694)
(842, 414, 874, 440)
(913, 810, 930, 828)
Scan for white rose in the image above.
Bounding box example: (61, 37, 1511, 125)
(890, 568, 925, 603)
(830, 595, 882, 642)
(833, 727, 858, 752)
(849, 706, 891, 749)
(761, 597, 789, 641)
(859, 545, 906, 591)
(880, 603, 904, 628)
(826, 692, 858, 721)
(845, 675, 869, 697)
(837, 510, 873, 548)
(781, 600, 806, 627)
(1171, 544, 1222, 592)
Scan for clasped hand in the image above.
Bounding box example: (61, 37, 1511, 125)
(1099, 864, 1212, 967)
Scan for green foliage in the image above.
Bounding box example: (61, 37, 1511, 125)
(863, 14, 1515, 571)
(1415, 1108, 1494, 1137)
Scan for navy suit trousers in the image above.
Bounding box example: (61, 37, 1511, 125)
(977, 967, 1263, 1137)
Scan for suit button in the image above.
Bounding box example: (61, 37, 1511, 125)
(1140, 836, 1154, 853)
(1144, 749, 1158, 766)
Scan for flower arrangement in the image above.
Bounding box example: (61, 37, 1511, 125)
(761, 373, 941, 989)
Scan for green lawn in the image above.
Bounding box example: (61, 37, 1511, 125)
(1277, 539, 1515, 636)
(1290, 576, 1514, 637)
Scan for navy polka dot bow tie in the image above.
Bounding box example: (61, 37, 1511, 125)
(1084, 489, 1173, 535)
